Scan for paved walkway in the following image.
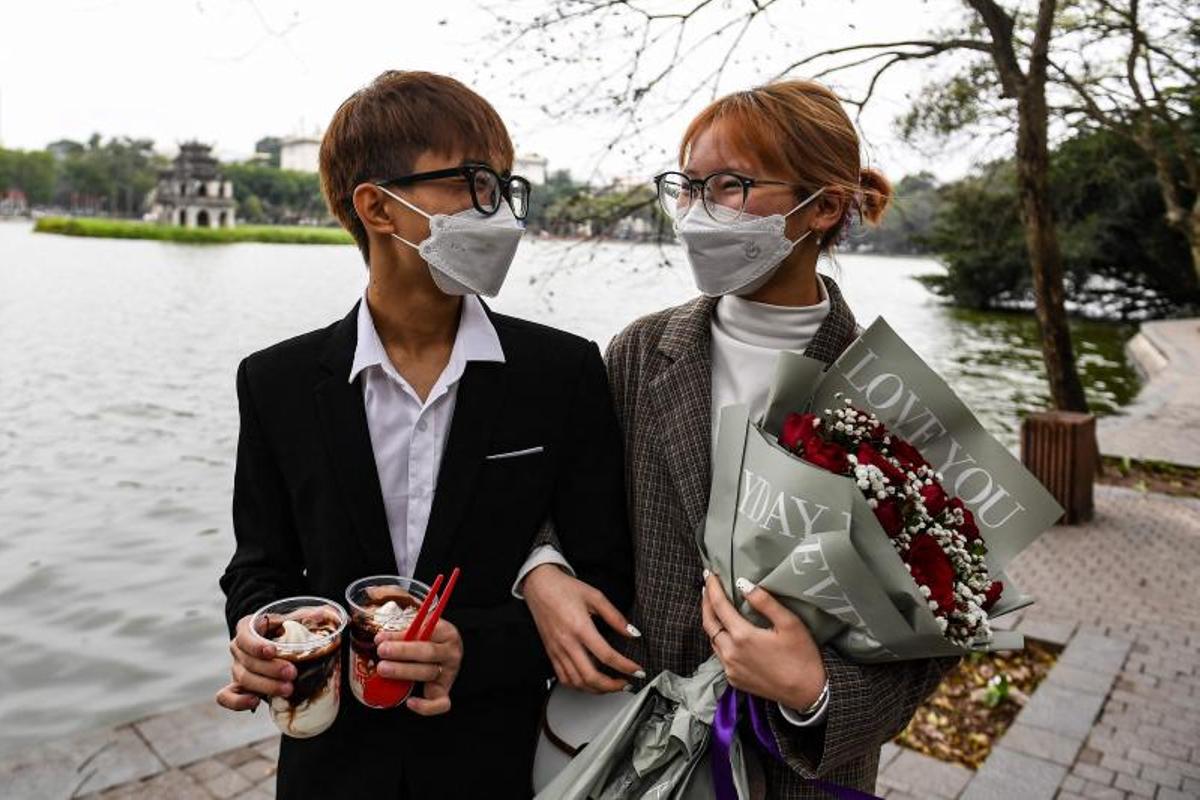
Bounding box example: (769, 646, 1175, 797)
(2, 487, 1196, 799)
(1099, 317, 1200, 468)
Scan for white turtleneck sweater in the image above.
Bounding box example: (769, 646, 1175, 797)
(708, 280, 832, 726)
(709, 279, 831, 448)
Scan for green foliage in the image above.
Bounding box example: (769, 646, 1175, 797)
(221, 163, 329, 224)
(0, 149, 56, 204)
(920, 128, 1197, 318)
(854, 172, 942, 254)
(33, 216, 352, 245)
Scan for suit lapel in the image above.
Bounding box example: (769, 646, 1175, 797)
(649, 297, 718, 536)
(314, 304, 397, 573)
(414, 359, 507, 580)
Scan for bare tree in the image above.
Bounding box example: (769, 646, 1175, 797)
(1048, 0, 1199, 287)
(485, 0, 1092, 412)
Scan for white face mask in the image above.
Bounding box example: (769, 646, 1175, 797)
(377, 185, 525, 298)
(675, 187, 824, 297)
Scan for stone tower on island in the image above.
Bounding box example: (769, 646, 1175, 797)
(148, 142, 236, 228)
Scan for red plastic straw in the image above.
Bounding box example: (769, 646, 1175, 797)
(418, 567, 461, 641)
(403, 572, 444, 642)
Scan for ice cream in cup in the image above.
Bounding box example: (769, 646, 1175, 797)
(249, 596, 347, 738)
(345, 575, 431, 709)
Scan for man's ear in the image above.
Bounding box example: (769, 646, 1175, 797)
(353, 183, 395, 235)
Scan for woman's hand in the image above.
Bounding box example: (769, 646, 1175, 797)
(522, 564, 645, 693)
(700, 572, 827, 711)
(375, 618, 463, 716)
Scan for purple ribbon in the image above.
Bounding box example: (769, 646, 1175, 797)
(710, 686, 882, 800)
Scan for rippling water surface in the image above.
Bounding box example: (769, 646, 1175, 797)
(0, 221, 1137, 753)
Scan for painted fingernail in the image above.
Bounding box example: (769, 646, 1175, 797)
(634, 670, 647, 680)
(626, 623, 642, 638)
(735, 577, 757, 595)
(702, 568, 712, 579)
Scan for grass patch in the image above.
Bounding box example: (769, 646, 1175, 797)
(33, 216, 353, 246)
(894, 640, 1060, 769)
(1098, 455, 1200, 498)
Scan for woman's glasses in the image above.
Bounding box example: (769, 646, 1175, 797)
(375, 163, 531, 220)
(654, 170, 802, 223)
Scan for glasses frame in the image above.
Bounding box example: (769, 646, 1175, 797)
(653, 170, 805, 222)
(374, 162, 532, 220)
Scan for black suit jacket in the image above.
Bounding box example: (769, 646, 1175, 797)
(220, 301, 633, 799)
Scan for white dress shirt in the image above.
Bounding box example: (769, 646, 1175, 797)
(350, 291, 505, 576)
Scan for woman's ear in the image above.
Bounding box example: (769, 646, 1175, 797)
(352, 184, 395, 235)
(809, 188, 847, 239)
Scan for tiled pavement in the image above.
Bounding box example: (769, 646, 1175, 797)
(2, 486, 1196, 799)
(875, 486, 1200, 800)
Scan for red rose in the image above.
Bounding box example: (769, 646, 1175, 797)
(780, 412, 819, 451)
(958, 507, 981, 542)
(873, 497, 904, 538)
(982, 580, 1004, 612)
(856, 443, 906, 486)
(889, 438, 930, 471)
(920, 483, 948, 518)
(907, 535, 956, 613)
(803, 438, 851, 475)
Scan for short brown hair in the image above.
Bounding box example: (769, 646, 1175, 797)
(319, 71, 515, 262)
(680, 79, 892, 248)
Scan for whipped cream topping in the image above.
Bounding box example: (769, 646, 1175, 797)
(372, 601, 417, 630)
(276, 619, 320, 645)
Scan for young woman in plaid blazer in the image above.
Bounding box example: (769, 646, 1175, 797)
(522, 80, 957, 798)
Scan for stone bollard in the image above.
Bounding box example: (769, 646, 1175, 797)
(1020, 410, 1096, 524)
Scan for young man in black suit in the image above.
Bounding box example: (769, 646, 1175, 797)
(214, 71, 638, 799)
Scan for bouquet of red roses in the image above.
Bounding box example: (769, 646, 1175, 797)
(779, 398, 1003, 649)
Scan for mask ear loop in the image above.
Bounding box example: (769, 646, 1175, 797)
(782, 186, 825, 247)
(376, 184, 432, 250)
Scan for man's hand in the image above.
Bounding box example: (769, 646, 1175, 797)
(522, 564, 644, 693)
(375, 618, 463, 716)
(700, 573, 827, 711)
(215, 613, 297, 712)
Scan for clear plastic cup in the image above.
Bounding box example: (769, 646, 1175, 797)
(249, 596, 347, 738)
(345, 575, 432, 708)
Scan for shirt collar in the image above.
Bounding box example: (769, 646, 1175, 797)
(348, 292, 505, 385)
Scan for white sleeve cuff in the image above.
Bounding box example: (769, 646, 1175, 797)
(511, 544, 575, 599)
(777, 684, 830, 727)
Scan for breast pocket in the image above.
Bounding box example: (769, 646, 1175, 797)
(479, 445, 549, 496)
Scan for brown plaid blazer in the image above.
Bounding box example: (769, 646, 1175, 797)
(591, 275, 955, 798)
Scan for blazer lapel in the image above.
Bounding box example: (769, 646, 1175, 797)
(805, 274, 859, 364)
(314, 304, 397, 573)
(414, 358, 508, 581)
(648, 296, 719, 536)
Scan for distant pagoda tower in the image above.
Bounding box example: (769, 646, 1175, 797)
(148, 142, 236, 228)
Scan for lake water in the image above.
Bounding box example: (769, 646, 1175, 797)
(0, 220, 1138, 754)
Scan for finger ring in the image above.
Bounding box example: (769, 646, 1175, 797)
(709, 626, 726, 641)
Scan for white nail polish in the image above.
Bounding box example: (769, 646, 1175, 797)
(735, 577, 757, 595)
(634, 670, 647, 679)
(626, 623, 642, 638)
(702, 568, 712, 579)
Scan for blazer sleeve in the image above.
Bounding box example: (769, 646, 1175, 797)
(765, 649, 958, 776)
(454, 342, 634, 696)
(545, 341, 634, 612)
(219, 358, 307, 637)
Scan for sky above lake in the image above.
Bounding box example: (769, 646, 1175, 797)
(1, 0, 997, 183)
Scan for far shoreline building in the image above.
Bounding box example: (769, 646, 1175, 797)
(280, 134, 321, 173)
(147, 142, 236, 228)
